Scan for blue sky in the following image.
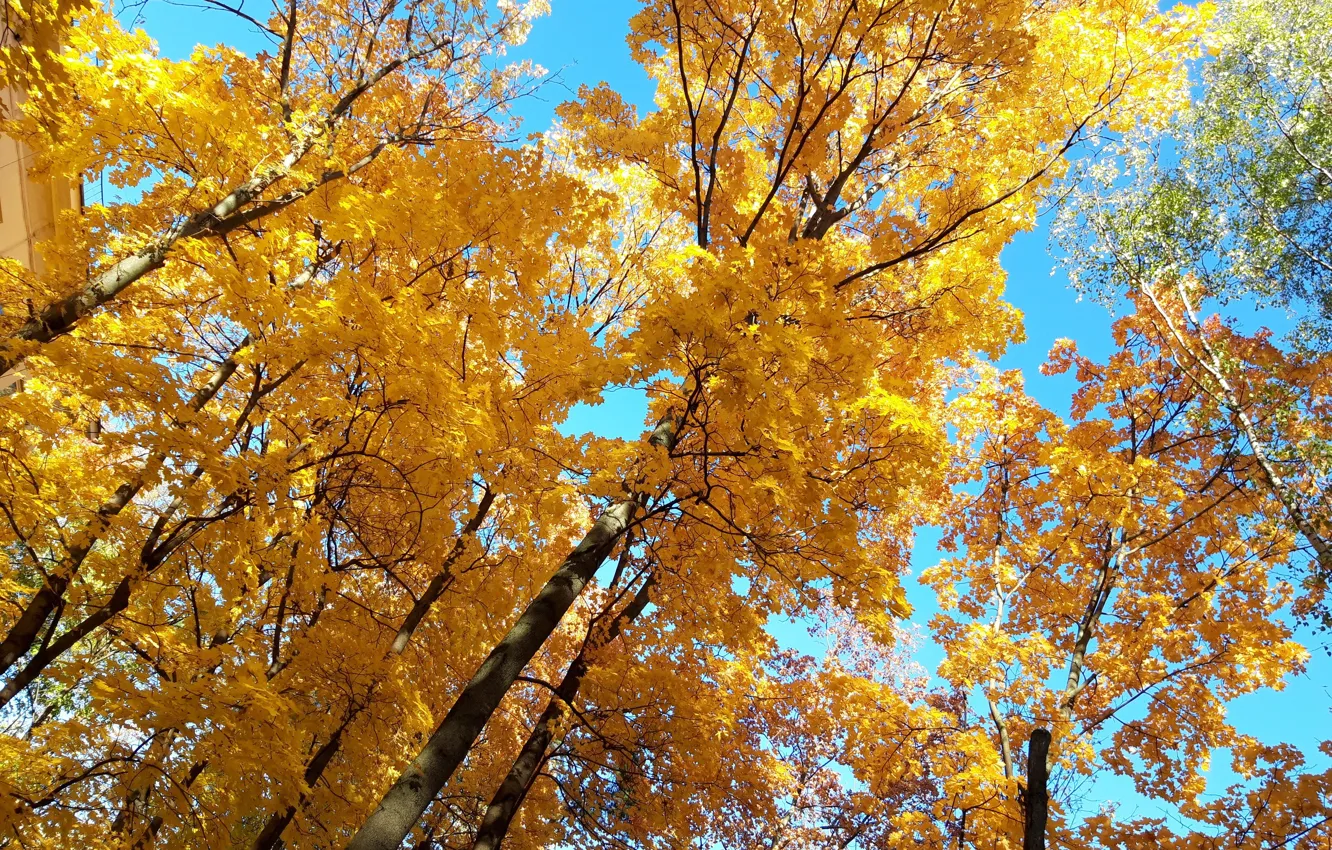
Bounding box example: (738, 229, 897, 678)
(128, 0, 1329, 832)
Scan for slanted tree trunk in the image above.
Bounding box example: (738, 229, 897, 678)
(1144, 283, 1332, 579)
(392, 488, 495, 654)
(0, 478, 144, 676)
(0, 489, 243, 711)
(111, 729, 181, 837)
(344, 414, 679, 850)
(251, 712, 359, 850)
(125, 758, 208, 850)
(0, 47, 426, 380)
(251, 486, 497, 849)
(470, 571, 655, 850)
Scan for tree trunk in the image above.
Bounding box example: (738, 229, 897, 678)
(125, 758, 208, 850)
(1023, 729, 1051, 850)
(1156, 283, 1332, 578)
(0, 478, 143, 676)
(0, 41, 434, 380)
(252, 486, 499, 849)
(470, 573, 655, 850)
(0, 482, 244, 710)
(0, 116, 359, 379)
(344, 415, 678, 850)
(111, 729, 180, 836)
(391, 488, 495, 655)
(251, 719, 354, 850)
(0, 576, 131, 708)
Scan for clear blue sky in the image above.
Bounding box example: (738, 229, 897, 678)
(129, 0, 1329, 830)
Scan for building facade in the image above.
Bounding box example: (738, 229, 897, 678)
(1, 80, 81, 274)
(1, 28, 82, 392)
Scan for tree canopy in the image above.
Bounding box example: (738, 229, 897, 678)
(0, 0, 1327, 847)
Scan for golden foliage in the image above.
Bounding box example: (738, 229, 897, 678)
(4, 0, 1318, 848)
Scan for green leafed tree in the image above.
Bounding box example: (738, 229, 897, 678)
(1062, 0, 1332, 346)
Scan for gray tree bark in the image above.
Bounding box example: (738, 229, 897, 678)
(343, 415, 678, 850)
(251, 712, 358, 850)
(470, 572, 654, 850)
(251, 486, 496, 849)
(391, 489, 495, 655)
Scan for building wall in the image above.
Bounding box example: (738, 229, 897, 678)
(0, 87, 81, 276)
(1, 28, 82, 392)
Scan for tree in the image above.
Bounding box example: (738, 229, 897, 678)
(1048, 0, 1332, 839)
(1061, 0, 1332, 343)
(1060, 0, 1332, 618)
(345, 0, 1203, 843)
(0, 0, 539, 376)
(927, 343, 1314, 846)
(0, 0, 1206, 846)
(1, 1, 640, 842)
